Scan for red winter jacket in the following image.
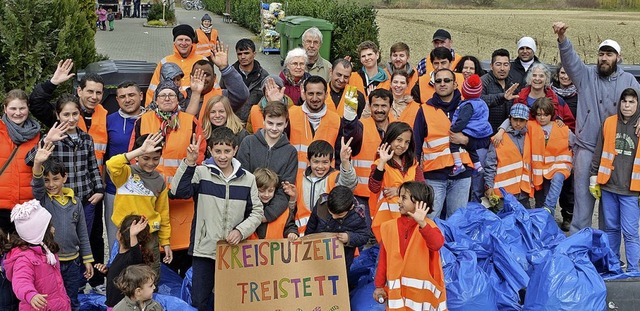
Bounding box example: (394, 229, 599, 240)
(514, 86, 576, 131)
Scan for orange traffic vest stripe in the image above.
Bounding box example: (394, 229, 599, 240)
(416, 72, 464, 104)
(370, 159, 418, 243)
(195, 28, 218, 58)
(381, 219, 447, 311)
(136, 111, 205, 250)
(420, 105, 471, 172)
(493, 133, 533, 197)
(597, 115, 640, 191)
(295, 170, 338, 235)
(249, 208, 291, 240)
(352, 117, 382, 197)
(288, 105, 341, 184)
(530, 122, 572, 187)
(77, 104, 108, 175)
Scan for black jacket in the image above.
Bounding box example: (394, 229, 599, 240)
(509, 56, 540, 93)
(481, 71, 516, 133)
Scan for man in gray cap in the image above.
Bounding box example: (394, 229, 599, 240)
(145, 24, 207, 106)
(509, 36, 540, 91)
(553, 21, 640, 234)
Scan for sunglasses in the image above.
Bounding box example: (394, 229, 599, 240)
(434, 78, 454, 84)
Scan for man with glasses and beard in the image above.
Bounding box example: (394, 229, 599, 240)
(553, 21, 640, 234)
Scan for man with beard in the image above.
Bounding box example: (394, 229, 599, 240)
(384, 42, 419, 96)
(553, 21, 640, 234)
(414, 68, 473, 219)
(509, 36, 540, 92)
(287, 76, 363, 184)
(327, 58, 366, 118)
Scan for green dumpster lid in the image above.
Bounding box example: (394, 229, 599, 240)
(279, 15, 334, 31)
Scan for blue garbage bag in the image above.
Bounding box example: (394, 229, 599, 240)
(349, 281, 386, 311)
(181, 267, 193, 305)
(154, 293, 196, 310)
(444, 250, 497, 311)
(442, 203, 501, 256)
(349, 245, 379, 287)
(486, 261, 524, 311)
(523, 228, 607, 311)
(79, 294, 106, 311)
(158, 263, 183, 297)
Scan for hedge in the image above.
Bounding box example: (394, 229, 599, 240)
(0, 0, 100, 97)
(202, 0, 379, 70)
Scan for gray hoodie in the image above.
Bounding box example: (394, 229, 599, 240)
(559, 38, 640, 152)
(590, 88, 640, 196)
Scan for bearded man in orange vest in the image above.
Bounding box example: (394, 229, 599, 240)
(327, 58, 366, 119)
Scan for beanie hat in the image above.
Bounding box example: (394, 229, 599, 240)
(155, 80, 180, 101)
(510, 103, 530, 120)
(172, 24, 196, 41)
(11, 199, 57, 265)
(202, 14, 212, 22)
(261, 74, 285, 90)
(160, 62, 184, 82)
(517, 37, 537, 54)
(462, 74, 483, 99)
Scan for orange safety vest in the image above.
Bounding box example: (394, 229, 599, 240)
(381, 219, 447, 311)
(248, 208, 291, 240)
(78, 104, 108, 175)
(194, 28, 218, 58)
(597, 115, 640, 190)
(370, 160, 418, 242)
(351, 117, 382, 197)
(248, 104, 264, 134)
(295, 170, 338, 235)
(0, 121, 39, 209)
(493, 133, 533, 197)
(135, 111, 206, 250)
(383, 67, 419, 96)
(425, 52, 462, 75)
(145, 45, 207, 106)
(390, 101, 421, 129)
(325, 85, 358, 117)
(420, 105, 472, 172)
(195, 87, 223, 125)
(349, 71, 391, 102)
(530, 122, 572, 187)
(416, 72, 464, 104)
(288, 105, 341, 183)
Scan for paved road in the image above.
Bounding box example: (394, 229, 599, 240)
(94, 7, 283, 75)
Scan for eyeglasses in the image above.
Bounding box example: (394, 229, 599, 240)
(304, 40, 320, 46)
(434, 78, 453, 84)
(158, 94, 177, 100)
(289, 62, 306, 68)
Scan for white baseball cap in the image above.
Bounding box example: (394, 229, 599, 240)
(599, 39, 621, 54)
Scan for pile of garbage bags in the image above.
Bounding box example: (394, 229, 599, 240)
(350, 189, 625, 311)
(260, 2, 284, 50)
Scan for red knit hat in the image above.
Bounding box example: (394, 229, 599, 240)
(462, 74, 483, 99)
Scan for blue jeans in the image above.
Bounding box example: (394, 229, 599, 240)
(470, 148, 488, 203)
(0, 268, 18, 311)
(191, 256, 215, 311)
(60, 257, 85, 311)
(426, 177, 472, 219)
(601, 190, 640, 272)
(534, 172, 566, 212)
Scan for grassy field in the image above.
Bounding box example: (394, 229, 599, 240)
(377, 9, 640, 64)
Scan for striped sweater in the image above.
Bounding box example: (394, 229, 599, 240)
(170, 157, 263, 259)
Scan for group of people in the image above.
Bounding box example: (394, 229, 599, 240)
(1, 12, 639, 311)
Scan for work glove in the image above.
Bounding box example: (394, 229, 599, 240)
(589, 176, 601, 199)
(343, 85, 358, 121)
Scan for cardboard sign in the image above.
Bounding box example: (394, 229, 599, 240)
(215, 233, 350, 310)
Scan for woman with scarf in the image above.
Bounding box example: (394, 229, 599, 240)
(280, 48, 311, 105)
(0, 90, 40, 233)
(195, 14, 219, 58)
(552, 64, 578, 232)
(131, 80, 205, 276)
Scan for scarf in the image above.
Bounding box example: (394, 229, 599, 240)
(200, 24, 213, 34)
(154, 108, 180, 137)
(302, 102, 327, 131)
(551, 84, 577, 98)
(283, 69, 308, 86)
(118, 108, 145, 132)
(391, 95, 413, 118)
(2, 114, 40, 144)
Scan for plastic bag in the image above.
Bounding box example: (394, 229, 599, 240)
(349, 245, 378, 287)
(181, 267, 193, 305)
(154, 293, 197, 310)
(78, 294, 106, 311)
(523, 228, 607, 311)
(444, 250, 497, 311)
(349, 281, 386, 311)
(158, 264, 183, 297)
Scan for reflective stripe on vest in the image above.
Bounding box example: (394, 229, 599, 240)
(295, 170, 338, 235)
(493, 133, 532, 197)
(351, 117, 381, 197)
(421, 105, 471, 171)
(597, 115, 640, 191)
(530, 122, 572, 186)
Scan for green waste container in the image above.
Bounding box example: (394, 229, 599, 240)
(276, 16, 334, 63)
